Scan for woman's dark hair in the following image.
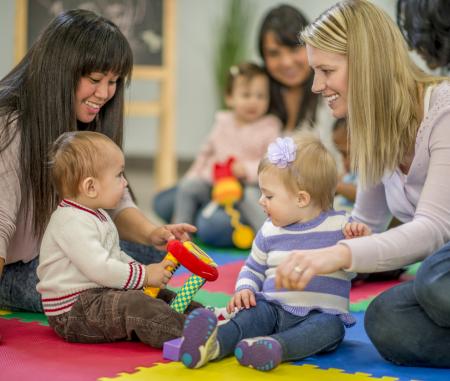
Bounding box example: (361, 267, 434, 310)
(0, 9, 133, 237)
(397, 0, 450, 70)
(258, 4, 318, 129)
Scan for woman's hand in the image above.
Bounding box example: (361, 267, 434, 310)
(227, 289, 256, 314)
(149, 223, 197, 250)
(275, 244, 352, 290)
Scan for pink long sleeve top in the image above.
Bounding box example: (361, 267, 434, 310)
(186, 111, 281, 184)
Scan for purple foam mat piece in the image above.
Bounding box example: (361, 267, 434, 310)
(163, 337, 184, 361)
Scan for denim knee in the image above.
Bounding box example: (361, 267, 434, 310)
(152, 186, 177, 222)
(195, 209, 234, 247)
(365, 289, 402, 362)
(415, 243, 450, 326)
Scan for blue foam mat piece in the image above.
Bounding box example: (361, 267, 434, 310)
(296, 312, 449, 380)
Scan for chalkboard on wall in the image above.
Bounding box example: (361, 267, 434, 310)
(26, 0, 163, 66)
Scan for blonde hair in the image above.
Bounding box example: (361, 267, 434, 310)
(258, 132, 337, 210)
(49, 131, 119, 198)
(301, 0, 443, 187)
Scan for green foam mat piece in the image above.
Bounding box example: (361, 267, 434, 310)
(350, 298, 373, 313)
(0, 310, 49, 326)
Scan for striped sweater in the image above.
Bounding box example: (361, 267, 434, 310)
(37, 200, 146, 316)
(235, 210, 355, 326)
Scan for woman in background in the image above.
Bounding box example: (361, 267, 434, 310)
(153, 4, 338, 247)
(397, 0, 450, 74)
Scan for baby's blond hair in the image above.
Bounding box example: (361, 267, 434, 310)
(258, 132, 337, 210)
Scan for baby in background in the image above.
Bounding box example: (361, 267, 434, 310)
(178, 134, 370, 371)
(172, 62, 281, 236)
(37, 131, 201, 348)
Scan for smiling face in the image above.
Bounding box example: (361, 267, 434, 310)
(262, 31, 311, 88)
(75, 71, 119, 123)
(306, 45, 348, 118)
(226, 74, 270, 124)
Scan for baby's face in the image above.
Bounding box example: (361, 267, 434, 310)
(258, 170, 303, 227)
(227, 74, 270, 124)
(94, 145, 127, 209)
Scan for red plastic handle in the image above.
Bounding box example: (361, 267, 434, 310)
(166, 240, 218, 281)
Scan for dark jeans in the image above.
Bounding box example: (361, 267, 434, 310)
(0, 257, 42, 312)
(217, 298, 345, 362)
(0, 241, 164, 313)
(47, 288, 202, 348)
(365, 241, 450, 367)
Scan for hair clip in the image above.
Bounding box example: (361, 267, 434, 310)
(229, 65, 240, 76)
(267, 137, 297, 168)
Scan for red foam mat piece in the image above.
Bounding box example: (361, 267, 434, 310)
(350, 279, 403, 303)
(0, 318, 165, 381)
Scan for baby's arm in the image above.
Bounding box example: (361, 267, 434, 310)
(343, 221, 372, 239)
(227, 231, 269, 313)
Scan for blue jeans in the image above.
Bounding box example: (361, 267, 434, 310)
(119, 240, 165, 265)
(0, 241, 164, 313)
(0, 257, 42, 312)
(216, 298, 345, 362)
(153, 185, 264, 247)
(365, 241, 450, 367)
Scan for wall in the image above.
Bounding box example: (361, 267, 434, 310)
(0, 0, 428, 163)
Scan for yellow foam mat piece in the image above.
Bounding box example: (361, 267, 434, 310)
(0, 309, 12, 316)
(99, 359, 399, 381)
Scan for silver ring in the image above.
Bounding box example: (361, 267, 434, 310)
(293, 265, 303, 274)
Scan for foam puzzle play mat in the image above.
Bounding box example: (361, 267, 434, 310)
(1, 246, 448, 381)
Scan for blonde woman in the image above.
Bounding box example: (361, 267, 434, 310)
(275, 0, 450, 368)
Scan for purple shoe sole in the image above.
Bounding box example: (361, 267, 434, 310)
(179, 308, 218, 369)
(234, 337, 282, 371)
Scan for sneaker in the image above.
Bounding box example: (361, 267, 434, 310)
(180, 308, 220, 369)
(234, 337, 282, 371)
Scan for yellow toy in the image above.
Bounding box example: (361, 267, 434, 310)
(211, 157, 254, 249)
(144, 240, 218, 313)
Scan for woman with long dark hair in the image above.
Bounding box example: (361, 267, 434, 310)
(0, 9, 195, 312)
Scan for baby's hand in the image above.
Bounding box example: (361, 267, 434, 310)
(145, 258, 176, 288)
(343, 222, 372, 239)
(226, 289, 256, 314)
